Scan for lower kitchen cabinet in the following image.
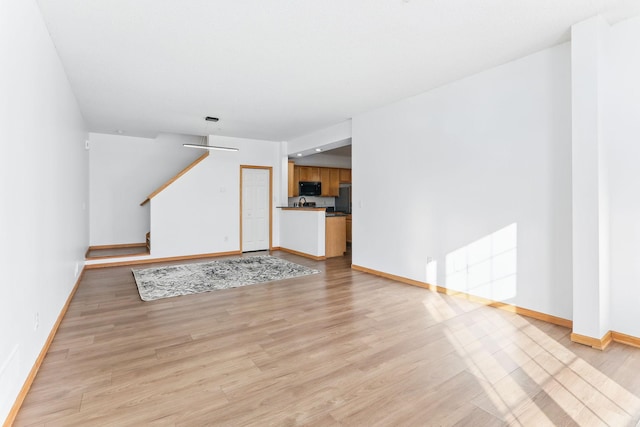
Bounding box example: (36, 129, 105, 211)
(325, 216, 346, 257)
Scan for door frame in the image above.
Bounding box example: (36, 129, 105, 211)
(239, 165, 273, 252)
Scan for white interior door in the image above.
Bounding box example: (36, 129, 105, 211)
(242, 168, 270, 252)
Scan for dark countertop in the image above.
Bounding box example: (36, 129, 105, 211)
(279, 207, 326, 212)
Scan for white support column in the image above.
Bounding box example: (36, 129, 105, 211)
(571, 16, 611, 345)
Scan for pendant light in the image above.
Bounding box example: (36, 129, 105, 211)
(183, 117, 239, 151)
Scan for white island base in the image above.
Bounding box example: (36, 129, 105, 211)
(279, 208, 347, 260)
(280, 208, 327, 259)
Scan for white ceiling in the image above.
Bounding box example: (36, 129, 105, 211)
(36, 0, 640, 141)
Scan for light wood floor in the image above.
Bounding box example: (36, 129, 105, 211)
(14, 251, 640, 426)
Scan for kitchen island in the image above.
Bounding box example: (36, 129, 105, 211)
(279, 207, 347, 259)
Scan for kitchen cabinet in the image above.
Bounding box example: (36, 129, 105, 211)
(287, 161, 297, 197)
(288, 164, 350, 197)
(298, 166, 320, 182)
(346, 214, 352, 243)
(294, 167, 300, 196)
(329, 168, 340, 196)
(339, 168, 351, 183)
(320, 168, 340, 197)
(325, 216, 346, 257)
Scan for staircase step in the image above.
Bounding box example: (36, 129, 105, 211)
(86, 243, 148, 260)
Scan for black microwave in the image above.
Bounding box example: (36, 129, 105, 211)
(299, 181, 321, 196)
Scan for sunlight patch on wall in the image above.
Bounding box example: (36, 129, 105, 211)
(426, 257, 437, 284)
(445, 223, 517, 302)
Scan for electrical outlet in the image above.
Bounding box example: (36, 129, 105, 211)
(34, 312, 39, 331)
(85, 140, 90, 150)
(224, 236, 228, 242)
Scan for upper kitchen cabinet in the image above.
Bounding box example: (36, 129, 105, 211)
(298, 166, 321, 182)
(288, 162, 350, 198)
(320, 168, 340, 197)
(339, 168, 351, 183)
(288, 161, 299, 197)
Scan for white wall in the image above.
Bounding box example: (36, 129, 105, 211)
(606, 15, 640, 338)
(149, 135, 282, 258)
(214, 135, 284, 250)
(570, 16, 612, 340)
(352, 43, 573, 320)
(89, 132, 204, 245)
(0, 0, 88, 422)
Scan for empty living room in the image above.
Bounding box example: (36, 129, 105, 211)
(3, 0, 640, 425)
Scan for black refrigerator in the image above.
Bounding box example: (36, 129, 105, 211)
(335, 185, 351, 214)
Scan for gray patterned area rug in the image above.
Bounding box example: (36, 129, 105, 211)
(132, 255, 320, 301)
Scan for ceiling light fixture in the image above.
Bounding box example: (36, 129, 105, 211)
(315, 148, 322, 152)
(182, 117, 239, 151)
(297, 153, 302, 157)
